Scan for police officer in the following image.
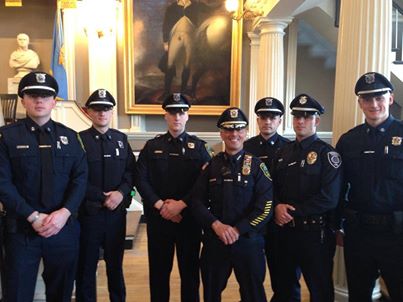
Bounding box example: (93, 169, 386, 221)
(244, 97, 301, 302)
(135, 93, 211, 302)
(272, 94, 342, 302)
(75, 89, 135, 302)
(191, 107, 273, 302)
(336, 72, 403, 301)
(0, 71, 88, 301)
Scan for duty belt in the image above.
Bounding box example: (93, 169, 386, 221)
(285, 215, 326, 229)
(343, 208, 403, 234)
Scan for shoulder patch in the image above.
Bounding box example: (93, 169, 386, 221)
(327, 151, 341, 169)
(77, 134, 86, 152)
(260, 162, 272, 180)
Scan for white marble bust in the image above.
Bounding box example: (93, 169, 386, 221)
(9, 33, 40, 78)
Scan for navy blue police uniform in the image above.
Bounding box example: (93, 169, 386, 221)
(191, 107, 273, 302)
(0, 72, 88, 302)
(75, 89, 135, 302)
(135, 93, 211, 302)
(272, 94, 342, 302)
(336, 72, 403, 301)
(244, 97, 301, 302)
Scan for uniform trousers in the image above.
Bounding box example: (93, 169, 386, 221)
(4, 218, 80, 302)
(344, 221, 403, 302)
(76, 208, 127, 302)
(201, 233, 267, 302)
(146, 214, 201, 302)
(275, 227, 335, 302)
(265, 223, 301, 302)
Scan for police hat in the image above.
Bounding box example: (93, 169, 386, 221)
(290, 94, 325, 116)
(162, 93, 190, 112)
(217, 107, 248, 130)
(18, 72, 58, 98)
(354, 72, 394, 97)
(255, 97, 284, 116)
(85, 89, 116, 109)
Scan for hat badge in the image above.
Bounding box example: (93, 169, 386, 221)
(299, 96, 308, 105)
(265, 98, 273, 106)
(365, 73, 376, 84)
(98, 89, 107, 98)
(35, 73, 46, 83)
(173, 93, 181, 102)
(230, 109, 238, 118)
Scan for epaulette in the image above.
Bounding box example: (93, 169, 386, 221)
(53, 120, 77, 134)
(188, 134, 206, 144)
(0, 120, 23, 132)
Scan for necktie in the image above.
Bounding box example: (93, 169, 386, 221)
(39, 127, 54, 208)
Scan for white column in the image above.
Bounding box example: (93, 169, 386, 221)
(247, 32, 260, 137)
(284, 19, 298, 135)
(332, 1, 391, 300)
(256, 18, 291, 102)
(86, 0, 118, 128)
(332, 0, 392, 144)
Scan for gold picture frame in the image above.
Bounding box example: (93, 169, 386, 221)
(122, 0, 242, 115)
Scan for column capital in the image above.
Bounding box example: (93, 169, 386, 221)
(255, 17, 292, 34)
(247, 32, 260, 45)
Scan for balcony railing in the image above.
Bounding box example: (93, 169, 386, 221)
(392, 2, 403, 64)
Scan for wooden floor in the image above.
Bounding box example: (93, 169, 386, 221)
(95, 223, 310, 301)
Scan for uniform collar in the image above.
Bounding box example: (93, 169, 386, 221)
(90, 127, 112, 141)
(297, 133, 318, 150)
(259, 133, 278, 146)
(224, 150, 244, 163)
(364, 115, 394, 135)
(167, 131, 187, 143)
(25, 117, 54, 134)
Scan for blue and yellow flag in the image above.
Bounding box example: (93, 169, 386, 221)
(51, 7, 68, 100)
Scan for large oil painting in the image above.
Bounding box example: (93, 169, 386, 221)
(123, 0, 242, 115)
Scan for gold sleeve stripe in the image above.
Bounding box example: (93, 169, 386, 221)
(250, 201, 272, 226)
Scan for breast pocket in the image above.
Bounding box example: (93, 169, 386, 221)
(54, 150, 75, 174)
(9, 147, 39, 176)
(342, 150, 362, 179)
(384, 147, 403, 180)
(208, 177, 223, 208)
(150, 152, 168, 173)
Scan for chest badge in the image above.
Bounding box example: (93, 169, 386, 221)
(59, 136, 69, 145)
(242, 154, 252, 176)
(187, 142, 195, 149)
(391, 136, 402, 146)
(306, 151, 317, 165)
(118, 140, 124, 149)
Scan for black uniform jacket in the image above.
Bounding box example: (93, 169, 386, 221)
(272, 134, 342, 217)
(135, 131, 211, 217)
(244, 133, 289, 172)
(0, 118, 88, 218)
(191, 150, 273, 236)
(336, 116, 403, 214)
(79, 127, 135, 214)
